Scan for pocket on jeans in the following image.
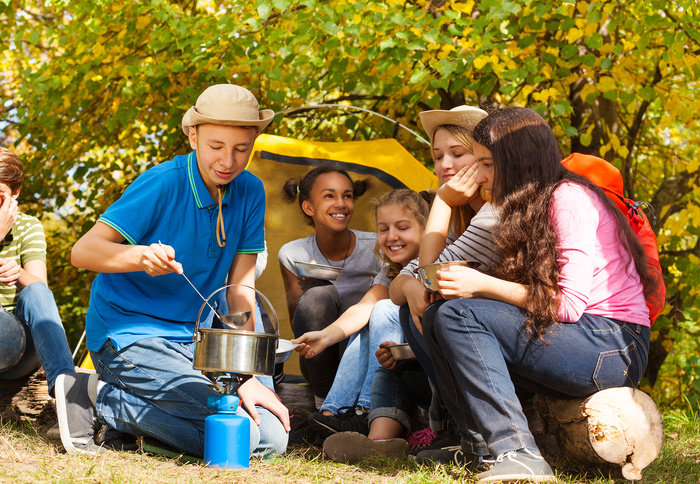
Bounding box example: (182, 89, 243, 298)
(592, 342, 643, 390)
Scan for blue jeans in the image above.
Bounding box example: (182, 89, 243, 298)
(322, 299, 404, 413)
(92, 338, 287, 459)
(422, 298, 650, 457)
(399, 304, 450, 431)
(369, 360, 432, 434)
(0, 282, 74, 395)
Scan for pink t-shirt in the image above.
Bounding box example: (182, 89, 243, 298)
(551, 182, 650, 327)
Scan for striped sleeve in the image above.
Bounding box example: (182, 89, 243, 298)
(17, 214, 47, 265)
(435, 203, 500, 272)
(397, 203, 500, 279)
(0, 213, 47, 311)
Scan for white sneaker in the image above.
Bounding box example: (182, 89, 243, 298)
(477, 448, 557, 483)
(54, 372, 104, 454)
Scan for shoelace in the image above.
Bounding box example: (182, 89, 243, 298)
(495, 450, 518, 463)
(407, 427, 437, 449)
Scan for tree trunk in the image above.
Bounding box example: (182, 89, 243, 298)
(527, 387, 664, 481)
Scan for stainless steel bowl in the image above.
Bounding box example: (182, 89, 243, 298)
(387, 343, 416, 361)
(415, 260, 480, 293)
(295, 261, 342, 281)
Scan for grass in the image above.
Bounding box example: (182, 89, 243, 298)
(0, 409, 698, 484)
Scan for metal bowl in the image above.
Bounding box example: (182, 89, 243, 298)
(415, 260, 480, 293)
(387, 343, 416, 361)
(275, 339, 298, 365)
(295, 261, 342, 281)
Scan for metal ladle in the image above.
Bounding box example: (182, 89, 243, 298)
(217, 311, 252, 330)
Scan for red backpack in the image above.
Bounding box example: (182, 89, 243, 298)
(561, 153, 666, 324)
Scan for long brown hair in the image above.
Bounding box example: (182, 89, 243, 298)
(472, 107, 657, 340)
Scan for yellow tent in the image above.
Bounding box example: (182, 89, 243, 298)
(247, 134, 437, 375)
(81, 134, 437, 373)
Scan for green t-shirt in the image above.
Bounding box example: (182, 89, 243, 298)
(0, 212, 47, 312)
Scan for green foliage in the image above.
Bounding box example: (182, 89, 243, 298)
(1, 0, 699, 406)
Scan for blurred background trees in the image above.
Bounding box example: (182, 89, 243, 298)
(1, 0, 698, 409)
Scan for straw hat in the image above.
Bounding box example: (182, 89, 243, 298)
(181, 84, 274, 135)
(419, 105, 488, 146)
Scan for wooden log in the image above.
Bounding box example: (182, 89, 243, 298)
(0, 367, 53, 424)
(528, 387, 663, 481)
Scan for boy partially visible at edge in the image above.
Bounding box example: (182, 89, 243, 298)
(57, 84, 289, 456)
(0, 147, 74, 395)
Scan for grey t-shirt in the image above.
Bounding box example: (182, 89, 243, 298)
(278, 229, 383, 310)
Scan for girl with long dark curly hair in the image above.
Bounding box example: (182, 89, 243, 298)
(421, 107, 656, 483)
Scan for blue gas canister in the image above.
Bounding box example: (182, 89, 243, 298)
(204, 394, 250, 469)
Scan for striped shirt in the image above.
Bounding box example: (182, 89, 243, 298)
(400, 202, 500, 277)
(0, 212, 47, 311)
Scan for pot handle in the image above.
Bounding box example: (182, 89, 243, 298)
(193, 284, 279, 342)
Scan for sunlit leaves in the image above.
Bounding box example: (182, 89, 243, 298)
(1, 0, 700, 408)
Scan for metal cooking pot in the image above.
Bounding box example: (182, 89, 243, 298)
(193, 285, 279, 376)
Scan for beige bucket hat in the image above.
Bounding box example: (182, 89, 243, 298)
(181, 84, 274, 135)
(419, 105, 488, 146)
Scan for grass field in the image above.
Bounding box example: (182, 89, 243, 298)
(0, 408, 698, 483)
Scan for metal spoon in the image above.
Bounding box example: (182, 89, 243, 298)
(181, 273, 251, 329)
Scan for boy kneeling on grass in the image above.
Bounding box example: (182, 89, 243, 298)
(56, 84, 290, 457)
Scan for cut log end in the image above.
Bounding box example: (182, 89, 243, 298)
(530, 387, 664, 481)
(621, 462, 643, 481)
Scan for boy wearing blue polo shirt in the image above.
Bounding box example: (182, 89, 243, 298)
(55, 85, 290, 456)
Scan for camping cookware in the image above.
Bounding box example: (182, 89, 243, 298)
(387, 343, 416, 361)
(193, 285, 279, 377)
(294, 261, 342, 281)
(415, 260, 480, 293)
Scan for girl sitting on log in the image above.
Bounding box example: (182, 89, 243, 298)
(420, 107, 657, 484)
(278, 164, 382, 409)
(322, 106, 502, 463)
